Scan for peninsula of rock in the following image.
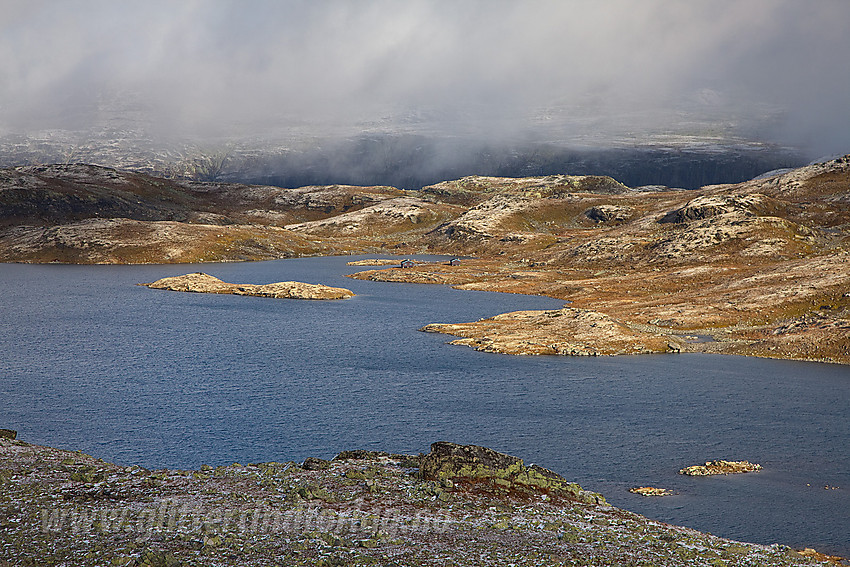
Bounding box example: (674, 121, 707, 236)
(421, 307, 680, 356)
(142, 272, 354, 300)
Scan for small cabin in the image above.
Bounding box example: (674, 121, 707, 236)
(448, 258, 461, 266)
(399, 259, 415, 268)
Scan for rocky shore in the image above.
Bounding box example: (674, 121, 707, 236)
(1, 436, 844, 566)
(2, 156, 850, 364)
(142, 272, 354, 300)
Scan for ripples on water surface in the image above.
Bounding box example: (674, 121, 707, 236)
(1, 256, 848, 555)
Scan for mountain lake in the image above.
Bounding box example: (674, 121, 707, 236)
(1, 255, 848, 556)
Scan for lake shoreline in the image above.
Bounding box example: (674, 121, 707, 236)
(346, 256, 850, 366)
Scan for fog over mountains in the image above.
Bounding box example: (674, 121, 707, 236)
(2, 1, 848, 188)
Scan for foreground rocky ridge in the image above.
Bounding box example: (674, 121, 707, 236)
(1, 436, 844, 566)
(2, 157, 849, 363)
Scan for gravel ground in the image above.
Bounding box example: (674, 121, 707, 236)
(1, 437, 845, 566)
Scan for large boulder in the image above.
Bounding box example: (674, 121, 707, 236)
(584, 204, 632, 223)
(419, 441, 606, 505)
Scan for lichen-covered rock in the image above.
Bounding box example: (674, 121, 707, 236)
(679, 460, 762, 476)
(421, 174, 630, 206)
(420, 441, 606, 505)
(0, 429, 16, 440)
(137, 550, 181, 567)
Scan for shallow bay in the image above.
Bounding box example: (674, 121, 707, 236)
(1, 256, 848, 555)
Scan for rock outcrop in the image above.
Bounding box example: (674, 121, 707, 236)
(0, 164, 414, 262)
(143, 272, 354, 300)
(301, 456, 331, 470)
(420, 441, 606, 505)
(0, 218, 339, 264)
(658, 194, 773, 223)
(585, 204, 633, 223)
(679, 460, 762, 476)
(430, 195, 535, 240)
(285, 197, 462, 237)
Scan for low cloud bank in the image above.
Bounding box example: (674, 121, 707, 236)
(2, 1, 848, 158)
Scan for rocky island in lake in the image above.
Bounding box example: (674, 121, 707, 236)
(629, 486, 673, 497)
(142, 272, 355, 300)
(679, 460, 763, 476)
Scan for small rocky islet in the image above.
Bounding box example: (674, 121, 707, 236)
(679, 459, 763, 476)
(627, 459, 763, 497)
(345, 258, 406, 266)
(141, 272, 355, 300)
(1, 435, 844, 566)
(629, 486, 673, 497)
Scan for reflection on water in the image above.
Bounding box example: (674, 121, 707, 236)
(1, 256, 848, 555)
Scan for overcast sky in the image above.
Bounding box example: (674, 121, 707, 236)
(1, 0, 849, 155)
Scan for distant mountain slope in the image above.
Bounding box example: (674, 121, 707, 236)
(0, 164, 415, 263)
(0, 164, 202, 227)
(0, 164, 406, 228)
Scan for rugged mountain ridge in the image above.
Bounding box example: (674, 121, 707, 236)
(0, 164, 410, 262)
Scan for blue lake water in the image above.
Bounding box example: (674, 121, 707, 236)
(1, 255, 849, 556)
